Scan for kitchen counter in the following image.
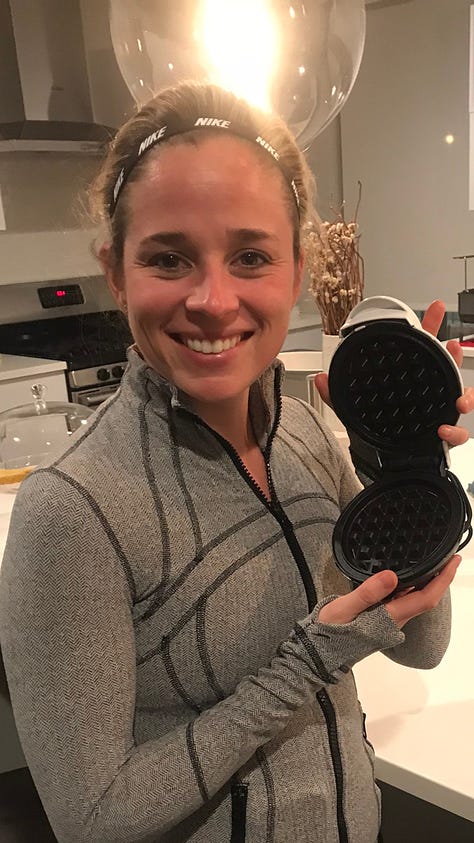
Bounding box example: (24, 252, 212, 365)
(0, 353, 67, 381)
(353, 441, 474, 822)
(0, 441, 473, 819)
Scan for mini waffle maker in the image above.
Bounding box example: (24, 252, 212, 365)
(329, 296, 472, 591)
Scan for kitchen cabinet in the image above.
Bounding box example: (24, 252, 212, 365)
(0, 355, 68, 413)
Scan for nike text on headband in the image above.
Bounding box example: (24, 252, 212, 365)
(108, 115, 301, 217)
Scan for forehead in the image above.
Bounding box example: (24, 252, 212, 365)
(125, 134, 292, 229)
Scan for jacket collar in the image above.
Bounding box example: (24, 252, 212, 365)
(125, 346, 283, 451)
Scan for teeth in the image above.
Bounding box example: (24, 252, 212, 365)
(185, 335, 241, 354)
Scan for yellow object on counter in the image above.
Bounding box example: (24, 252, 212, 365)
(0, 466, 35, 485)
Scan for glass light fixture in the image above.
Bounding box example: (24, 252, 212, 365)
(109, 0, 366, 149)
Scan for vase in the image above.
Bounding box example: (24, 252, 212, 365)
(321, 333, 347, 434)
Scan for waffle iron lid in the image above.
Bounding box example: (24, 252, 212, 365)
(328, 306, 462, 456)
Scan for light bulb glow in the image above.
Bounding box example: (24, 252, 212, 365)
(445, 134, 455, 145)
(197, 0, 278, 111)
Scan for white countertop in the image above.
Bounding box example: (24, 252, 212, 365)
(0, 441, 473, 819)
(0, 353, 67, 381)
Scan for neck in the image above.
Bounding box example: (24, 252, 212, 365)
(191, 391, 256, 455)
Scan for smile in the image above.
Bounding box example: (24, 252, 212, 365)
(173, 333, 252, 354)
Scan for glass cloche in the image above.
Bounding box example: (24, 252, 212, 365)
(0, 384, 94, 484)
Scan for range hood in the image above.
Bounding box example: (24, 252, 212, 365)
(0, 0, 116, 149)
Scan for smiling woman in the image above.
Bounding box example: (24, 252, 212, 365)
(0, 80, 468, 843)
(100, 135, 304, 432)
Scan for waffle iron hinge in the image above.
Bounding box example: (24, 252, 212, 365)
(347, 429, 449, 484)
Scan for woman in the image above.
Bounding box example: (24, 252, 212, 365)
(0, 82, 471, 843)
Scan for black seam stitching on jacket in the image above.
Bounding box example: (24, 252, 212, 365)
(161, 637, 202, 714)
(293, 516, 337, 530)
(139, 391, 171, 588)
(256, 747, 276, 843)
(136, 491, 331, 615)
(136, 508, 267, 618)
(137, 530, 285, 665)
(196, 598, 226, 702)
(50, 386, 123, 468)
(289, 397, 340, 452)
(35, 466, 137, 602)
(136, 504, 337, 623)
(185, 721, 209, 802)
(283, 492, 338, 506)
(294, 623, 337, 685)
(277, 425, 339, 499)
(168, 406, 203, 557)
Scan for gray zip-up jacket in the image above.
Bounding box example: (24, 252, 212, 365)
(0, 350, 451, 843)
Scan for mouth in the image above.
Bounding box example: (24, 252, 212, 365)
(170, 332, 253, 355)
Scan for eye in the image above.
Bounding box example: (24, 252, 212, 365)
(145, 252, 192, 274)
(233, 250, 270, 269)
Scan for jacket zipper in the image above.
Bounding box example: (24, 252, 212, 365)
(317, 690, 348, 843)
(187, 373, 348, 842)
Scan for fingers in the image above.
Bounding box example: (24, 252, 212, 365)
(314, 373, 332, 408)
(420, 302, 465, 368)
(456, 386, 474, 416)
(318, 570, 398, 625)
(385, 555, 461, 629)
(318, 556, 461, 628)
(438, 424, 469, 447)
(421, 300, 445, 337)
(446, 339, 463, 368)
(438, 386, 474, 447)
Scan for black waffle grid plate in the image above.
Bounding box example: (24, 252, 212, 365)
(333, 473, 468, 588)
(329, 319, 471, 588)
(329, 322, 461, 450)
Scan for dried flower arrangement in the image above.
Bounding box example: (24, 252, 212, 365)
(304, 183, 364, 336)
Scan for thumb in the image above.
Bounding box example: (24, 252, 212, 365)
(314, 373, 332, 408)
(319, 570, 398, 624)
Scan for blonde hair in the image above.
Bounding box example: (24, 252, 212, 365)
(89, 81, 316, 264)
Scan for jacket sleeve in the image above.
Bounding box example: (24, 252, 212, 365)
(0, 468, 403, 843)
(337, 448, 452, 669)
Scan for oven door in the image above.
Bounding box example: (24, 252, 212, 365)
(72, 383, 119, 408)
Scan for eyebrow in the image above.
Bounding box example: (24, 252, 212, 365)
(138, 228, 279, 249)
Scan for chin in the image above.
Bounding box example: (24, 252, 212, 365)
(183, 384, 246, 405)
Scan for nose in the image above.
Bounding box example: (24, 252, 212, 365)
(185, 263, 239, 319)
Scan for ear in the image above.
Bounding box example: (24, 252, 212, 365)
(98, 243, 127, 314)
(292, 248, 305, 306)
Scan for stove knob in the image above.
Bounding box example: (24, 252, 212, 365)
(112, 365, 125, 379)
(97, 367, 110, 381)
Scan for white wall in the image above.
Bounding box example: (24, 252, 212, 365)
(341, 0, 473, 311)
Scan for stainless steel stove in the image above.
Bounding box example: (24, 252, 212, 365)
(0, 277, 132, 407)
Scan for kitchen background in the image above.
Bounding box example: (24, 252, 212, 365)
(0, 2, 473, 841)
(1, 1, 473, 327)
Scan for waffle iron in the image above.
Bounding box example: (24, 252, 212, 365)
(328, 296, 472, 591)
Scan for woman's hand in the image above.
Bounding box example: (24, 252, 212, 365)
(318, 555, 461, 630)
(422, 300, 474, 446)
(314, 300, 474, 448)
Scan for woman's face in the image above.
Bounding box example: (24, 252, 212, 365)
(103, 135, 303, 408)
